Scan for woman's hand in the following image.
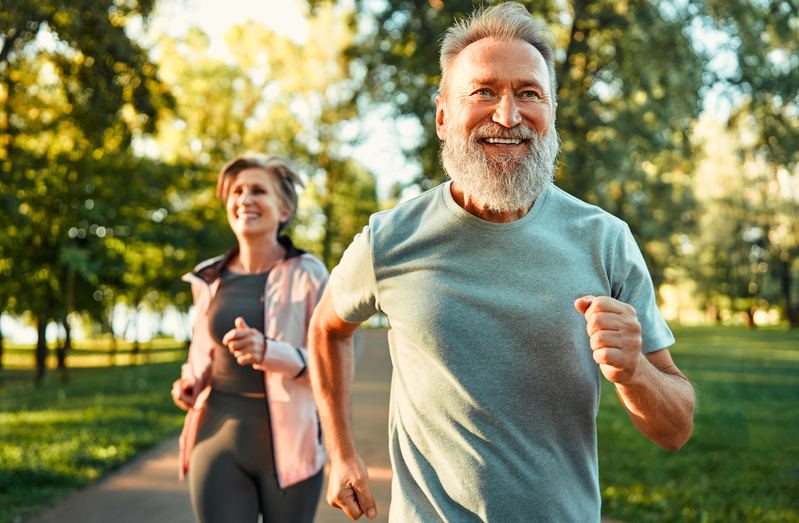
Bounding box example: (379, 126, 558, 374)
(222, 317, 266, 366)
(172, 378, 197, 410)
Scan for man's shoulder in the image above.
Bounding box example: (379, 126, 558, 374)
(367, 183, 445, 233)
(547, 184, 628, 230)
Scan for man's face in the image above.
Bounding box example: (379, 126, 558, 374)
(436, 37, 560, 213)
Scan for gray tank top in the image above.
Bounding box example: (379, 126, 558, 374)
(207, 268, 269, 394)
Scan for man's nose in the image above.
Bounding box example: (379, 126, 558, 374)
(492, 94, 522, 128)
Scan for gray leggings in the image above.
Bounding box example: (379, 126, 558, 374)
(189, 389, 323, 523)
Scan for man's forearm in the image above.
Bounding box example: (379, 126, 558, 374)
(309, 324, 359, 460)
(615, 353, 694, 451)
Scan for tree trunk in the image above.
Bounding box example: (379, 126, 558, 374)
(0, 316, 4, 386)
(58, 318, 70, 383)
(743, 307, 756, 329)
(1, 72, 15, 156)
(130, 307, 139, 365)
(321, 199, 335, 269)
(60, 265, 75, 381)
(106, 308, 119, 366)
(558, 0, 590, 100)
(707, 300, 720, 324)
(0, 314, 4, 368)
(35, 296, 52, 385)
(321, 162, 337, 270)
(1, 36, 21, 160)
(779, 259, 798, 328)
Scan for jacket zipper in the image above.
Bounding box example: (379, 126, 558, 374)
(260, 274, 280, 482)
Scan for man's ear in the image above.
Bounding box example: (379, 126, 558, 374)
(435, 95, 446, 141)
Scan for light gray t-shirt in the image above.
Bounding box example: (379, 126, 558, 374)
(330, 182, 674, 523)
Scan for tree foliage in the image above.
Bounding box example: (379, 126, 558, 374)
(701, 0, 799, 325)
(0, 0, 177, 380)
(153, 6, 378, 270)
(339, 0, 799, 323)
(1, 1, 381, 382)
(2, 0, 796, 373)
(688, 116, 799, 327)
(343, 0, 705, 294)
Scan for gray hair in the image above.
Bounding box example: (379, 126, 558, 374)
(217, 153, 304, 235)
(439, 2, 558, 103)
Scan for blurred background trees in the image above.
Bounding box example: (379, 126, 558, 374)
(1, 0, 175, 381)
(341, 0, 797, 324)
(344, 0, 705, 294)
(722, 0, 799, 327)
(1, 0, 379, 382)
(0, 0, 797, 383)
(153, 6, 379, 270)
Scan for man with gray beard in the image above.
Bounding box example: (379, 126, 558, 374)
(441, 119, 559, 215)
(309, 3, 694, 522)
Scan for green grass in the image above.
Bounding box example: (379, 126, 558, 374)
(2, 338, 188, 369)
(598, 326, 799, 523)
(2, 328, 797, 523)
(0, 360, 187, 523)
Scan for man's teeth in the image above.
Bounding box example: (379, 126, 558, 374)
(484, 137, 522, 144)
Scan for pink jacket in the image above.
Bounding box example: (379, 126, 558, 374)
(177, 239, 329, 488)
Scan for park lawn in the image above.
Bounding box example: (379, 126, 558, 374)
(598, 325, 799, 523)
(1, 327, 797, 523)
(2, 338, 188, 369)
(0, 360, 187, 523)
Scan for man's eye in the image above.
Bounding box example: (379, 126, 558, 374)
(521, 91, 539, 98)
(477, 88, 491, 96)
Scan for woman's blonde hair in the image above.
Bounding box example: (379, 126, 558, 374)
(217, 154, 304, 235)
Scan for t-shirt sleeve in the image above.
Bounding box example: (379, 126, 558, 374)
(611, 224, 675, 354)
(329, 225, 380, 323)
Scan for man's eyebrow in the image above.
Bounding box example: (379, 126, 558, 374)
(469, 77, 547, 91)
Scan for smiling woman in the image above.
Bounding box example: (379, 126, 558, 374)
(224, 168, 289, 242)
(170, 154, 329, 523)
(216, 156, 301, 242)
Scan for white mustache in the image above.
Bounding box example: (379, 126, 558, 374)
(471, 123, 535, 142)
(441, 121, 560, 214)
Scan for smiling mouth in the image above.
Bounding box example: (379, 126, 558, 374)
(238, 213, 260, 220)
(482, 137, 525, 145)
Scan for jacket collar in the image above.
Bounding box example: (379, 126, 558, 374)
(193, 235, 306, 284)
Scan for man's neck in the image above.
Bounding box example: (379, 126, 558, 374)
(449, 181, 532, 223)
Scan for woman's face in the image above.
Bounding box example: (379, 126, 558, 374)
(225, 168, 289, 241)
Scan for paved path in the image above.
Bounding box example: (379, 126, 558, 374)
(25, 435, 196, 523)
(25, 330, 619, 523)
(25, 330, 393, 523)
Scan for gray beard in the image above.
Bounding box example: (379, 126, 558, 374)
(441, 121, 560, 214)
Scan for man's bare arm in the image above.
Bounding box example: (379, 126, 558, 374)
(575, 296, 694, 450)
(615, 347, 694, 450)
(309, 286, 376, 520)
